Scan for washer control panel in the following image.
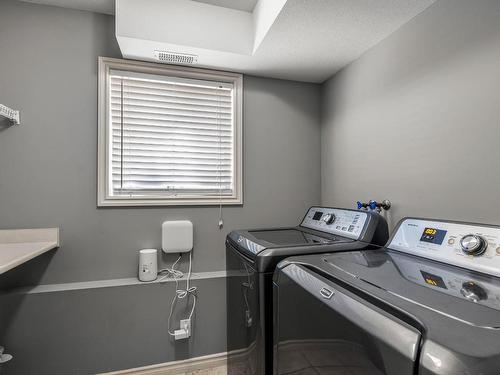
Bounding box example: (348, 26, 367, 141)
(389, 218, 500, 277)
(301, 207, 368, 240)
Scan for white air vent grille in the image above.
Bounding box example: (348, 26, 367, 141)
(154, 51, 199, 65)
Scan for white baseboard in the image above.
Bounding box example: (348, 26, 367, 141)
(98, 352, 228, 375)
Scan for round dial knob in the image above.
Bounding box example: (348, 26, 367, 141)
(460, 281, 487, 302)
(322, 213, 336, 225)
(460, 234, 488, 256)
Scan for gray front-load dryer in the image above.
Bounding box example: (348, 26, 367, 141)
(274, 217, 500, 375)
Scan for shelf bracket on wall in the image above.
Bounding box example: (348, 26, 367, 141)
(0, 104, 20, 125)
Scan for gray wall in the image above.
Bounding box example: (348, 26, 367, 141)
(321, 0, 500, 230)
(0, 0, 322, 286)
(0, 1, 321, 373)
(0, 277, 227, 374)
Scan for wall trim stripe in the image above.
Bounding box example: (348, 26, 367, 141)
(7, 270, 227, 295)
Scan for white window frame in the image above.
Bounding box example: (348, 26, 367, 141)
(97, 57, 243, 207)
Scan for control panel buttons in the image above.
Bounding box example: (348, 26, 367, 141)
(322, 213, 336, 225)
(460, 234, 488, 256)
(389, 219, 500, 278)
(301, 207, 367, 239)
(460, 281, 488, 302)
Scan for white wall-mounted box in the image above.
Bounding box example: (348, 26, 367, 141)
(162, 221, 193, 253)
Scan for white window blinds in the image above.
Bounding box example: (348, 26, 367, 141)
(108, 69, 235, 200)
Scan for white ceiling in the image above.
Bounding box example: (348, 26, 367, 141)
(20, 0, 259, 15)
(19, 0, 438, 82)
(250, 0, 440, 82)
(21, 0, 115, 15)
(191, 0, 258, 13)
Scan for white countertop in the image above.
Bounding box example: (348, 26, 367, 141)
(0, 228, 59, 274)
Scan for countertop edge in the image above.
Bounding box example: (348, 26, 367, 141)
(0, 228, 60, 274)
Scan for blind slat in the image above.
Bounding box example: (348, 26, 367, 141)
(113, 185, 232, 191)
(110, 101, 232, 115)
(112, 135, 231, 145)
(110, 79, 232, 97)
(112, 170, 232, 177)
(113, 176, 232, 182)
(113, 156, 232, 164)
(110, 86, 232, 102)
(111, 111, 232, 123)
(111, 124, 231, 138)
(111, 117, 231, 128)
(112, 147, 232, 155)
(111, 162, 231, 171)
(112, 138, 233, 150)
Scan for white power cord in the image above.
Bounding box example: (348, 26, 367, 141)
(217, 85, 224, 230)
(158, 252, 197, 338)
(158, 255, 183, 282)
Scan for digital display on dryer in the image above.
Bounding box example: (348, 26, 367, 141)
(312, 211, 324, 221)
(420, 227, 447, 245)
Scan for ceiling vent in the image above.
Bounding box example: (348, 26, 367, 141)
(154, 51, 199, 65)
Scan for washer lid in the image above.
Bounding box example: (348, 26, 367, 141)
(248, 229, 337, 246)
(227, 227, 351, 258)
(320, 250, 500, 328)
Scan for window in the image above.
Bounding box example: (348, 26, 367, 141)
(98, 57, 242, 206)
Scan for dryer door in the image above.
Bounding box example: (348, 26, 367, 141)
(274, 263, 421, 375)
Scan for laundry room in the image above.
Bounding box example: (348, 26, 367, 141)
(0, 0, 499, 374)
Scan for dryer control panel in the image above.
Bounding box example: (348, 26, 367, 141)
(301, 207, 368, 240)
(389, 218, 500, 277)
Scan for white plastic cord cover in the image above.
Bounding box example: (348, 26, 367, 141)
(159, 252, 197, 336)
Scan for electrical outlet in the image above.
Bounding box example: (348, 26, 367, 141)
(180, 319, 191, 336)
(174, 319, 191, 340)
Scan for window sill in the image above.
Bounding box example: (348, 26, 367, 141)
(97, 197, 243, 207)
